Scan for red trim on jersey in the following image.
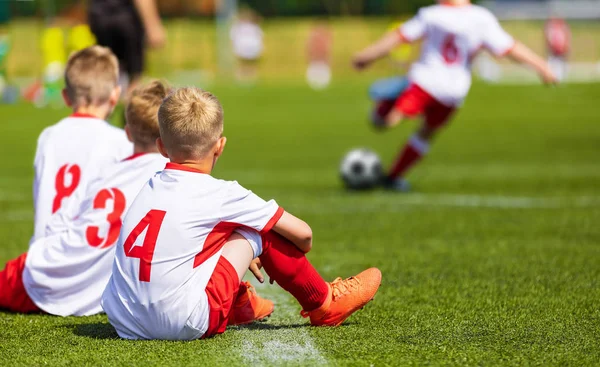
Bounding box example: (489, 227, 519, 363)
(261, 206, 284, 235)
(499, 41, 517, 57)
(193, 222, 250, 268)
(164, 162, 209, 174)
(70, 112, 99, 119)
(396, 29, 410, 43)
(122, 152, 148, 162)
(440, 0, 470, 6)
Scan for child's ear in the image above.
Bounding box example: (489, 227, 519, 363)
(110, 86, 122, 106)
(156, 137, 169, 158)
(215, 137, 227, 158)
(62, 89, 72, 107)
(124, 125, 133, 143)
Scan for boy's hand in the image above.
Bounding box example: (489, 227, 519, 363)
(540, 68, 559, 85)
(249, 258, 264, 283)
(352, 55, 371, 71)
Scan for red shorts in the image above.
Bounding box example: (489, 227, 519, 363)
(395, 83, 456, 130)
(0, 253, 41, 313)
(203, 256, 240, 338)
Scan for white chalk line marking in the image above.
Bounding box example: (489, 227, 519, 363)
(240, 279, 327, 366)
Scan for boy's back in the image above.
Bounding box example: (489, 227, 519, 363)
(401, 3, 514, 106)
(102, 163, 281, 340)
(33, 114, 131, 241)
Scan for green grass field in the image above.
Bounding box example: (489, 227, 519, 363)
(0, 81, 599, 366)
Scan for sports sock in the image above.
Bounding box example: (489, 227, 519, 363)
(388, 134, 430, 179)
(259, 232, 329, 312)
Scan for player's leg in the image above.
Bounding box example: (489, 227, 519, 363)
(203, 231, 277, 337)
(259, 231, 382, 326)
(0, 253, 41, 313)
(385, 100, 455, 191)
(368, 77, 410, 129)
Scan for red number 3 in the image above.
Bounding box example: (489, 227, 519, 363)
(442, 35, 460, 64)
(52, 164, 81, 213)
(85, 188, 127, 249)
(123, 210, 167, 282)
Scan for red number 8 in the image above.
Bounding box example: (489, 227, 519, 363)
(442, 35, 460, 64)
(85, 188, 127, 249)
(52, 164, 81, 213)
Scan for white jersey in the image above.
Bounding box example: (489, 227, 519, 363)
(399, 4, 514, 106)
(102, 163, 283, 340)
(230, 21, 264, 60)
(32, 113, 132, 242)
(23, 153, 167, 316)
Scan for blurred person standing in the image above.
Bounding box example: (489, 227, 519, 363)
(230, 8, 263, 84)
(88, 0, 166, 97)
(306, 21, 332, 90)
(545, 17, 570, 82)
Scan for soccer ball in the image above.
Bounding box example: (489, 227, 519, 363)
(340, 148, 383, 190)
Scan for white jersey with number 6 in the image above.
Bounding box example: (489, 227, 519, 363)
(399, 4, 515, 106)
(32, 113, 132, 243)
(102, 163, 283, 340)
(23, 153, 167, 316)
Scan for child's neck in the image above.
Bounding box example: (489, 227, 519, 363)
(73, 104, 113, 120)
(441, 0, 470, 5)
(133, 145, 160, 155)
(172, 158, 214, 174)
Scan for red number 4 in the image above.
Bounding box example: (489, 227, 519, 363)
(123, 210, 167, 282)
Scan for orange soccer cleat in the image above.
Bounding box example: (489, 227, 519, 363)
(301, 267, 382, 327)
(228, 282, 274, 326)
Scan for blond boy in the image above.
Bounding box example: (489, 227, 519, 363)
(32, 45, 132, 243)
(102, 87, 382, 340)
(0, 81, 168, 315)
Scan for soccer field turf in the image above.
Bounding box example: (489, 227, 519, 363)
(0, 82, 599, 366)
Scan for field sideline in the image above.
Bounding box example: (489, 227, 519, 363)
(0, 81, 599, 366)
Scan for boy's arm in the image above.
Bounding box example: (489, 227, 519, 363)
(272, 211, 313, 253)
(504, 42, 557, 85)
(132, 0, 165, 48)
(353, 31, 403, 70)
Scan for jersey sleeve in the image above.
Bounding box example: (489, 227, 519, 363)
(482, 15, 515, 56)
(220, 182, 284, 234)
(398, 10, 427, 43)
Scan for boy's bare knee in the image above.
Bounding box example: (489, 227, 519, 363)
(385, 110, 404, 128)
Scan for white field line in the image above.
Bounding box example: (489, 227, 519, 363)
(241, 280, 327, 366)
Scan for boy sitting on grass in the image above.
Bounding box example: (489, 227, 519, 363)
(32, 46, 132, 243)
(102, 87, 383, 340)
(0, 81, 170, 316)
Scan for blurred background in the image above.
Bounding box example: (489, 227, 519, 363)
(0, 0, 599, 104)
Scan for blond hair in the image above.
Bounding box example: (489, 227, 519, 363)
(126, 80, 172, 148)
(64, 45, 119, 107)
(158, 87, 224, 159)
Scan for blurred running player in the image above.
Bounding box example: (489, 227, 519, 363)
(89, 0, 166, 97)
(545, 17, 570, 82)
(0, 81, 170, 315)
(102, 87, 382, 340)
(32, 46, 132, 243)
(306, 21, 333, 90)
(353, 0, 557, 191)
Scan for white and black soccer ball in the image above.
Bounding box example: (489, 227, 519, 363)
(340, 148, 383, 190)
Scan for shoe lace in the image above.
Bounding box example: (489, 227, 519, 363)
(243, 281, 256, 295)
(331, 276, 360, 301)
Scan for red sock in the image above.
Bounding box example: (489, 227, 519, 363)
(388, 135, 429, 179)
(259, 232, 329, 312)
